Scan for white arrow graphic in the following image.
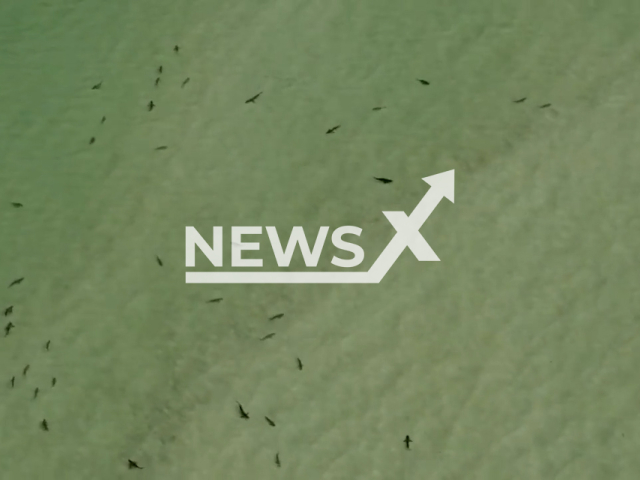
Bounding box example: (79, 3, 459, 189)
(186, 170, 454, 283)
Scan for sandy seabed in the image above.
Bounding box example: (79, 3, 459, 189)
(1, 1, 639, 479)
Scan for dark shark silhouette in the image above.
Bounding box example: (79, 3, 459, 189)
(237, 402, 249, 419)
(8, 277, 24, 288)
(245, 92, 262, 104)
(374, 177, 393, 184)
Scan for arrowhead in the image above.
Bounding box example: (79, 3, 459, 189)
(422, 170, 454, 203)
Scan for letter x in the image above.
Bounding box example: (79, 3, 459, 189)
(382, 211, 439, 261)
